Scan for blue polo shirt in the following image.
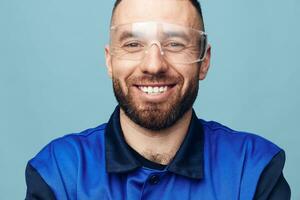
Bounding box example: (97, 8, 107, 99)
(26, 107, 290, 199)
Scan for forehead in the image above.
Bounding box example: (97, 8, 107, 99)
(112, 0, 201, 29)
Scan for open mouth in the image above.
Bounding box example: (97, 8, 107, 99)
(138, 86, 170, 95)
(133, 82, 177, 95)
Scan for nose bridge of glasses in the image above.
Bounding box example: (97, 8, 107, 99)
(145, 41, 164, 56)
(141, 40, 169, 74)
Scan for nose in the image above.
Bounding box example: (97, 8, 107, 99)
(139, 43, 169, 75)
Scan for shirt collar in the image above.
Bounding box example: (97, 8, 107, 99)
(105, 106, 204, 179)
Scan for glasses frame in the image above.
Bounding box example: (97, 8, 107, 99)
(109, 21, 208, 64)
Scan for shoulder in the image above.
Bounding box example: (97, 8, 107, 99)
(200, 119, 282, 178)
(199, 119, 286, 199)
(50, 123, 107, 151)
(26, 123, 108, 198)
(29, 123, 108, 173)
(200, 119, 281, 156)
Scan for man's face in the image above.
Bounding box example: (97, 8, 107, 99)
(105, 0, 210, 130)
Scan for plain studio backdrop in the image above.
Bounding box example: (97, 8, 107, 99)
(0, 0, 299, 199)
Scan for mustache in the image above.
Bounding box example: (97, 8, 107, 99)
(126, 74, 183, 85)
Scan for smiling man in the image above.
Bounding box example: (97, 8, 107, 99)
(25, 0, 290, 199)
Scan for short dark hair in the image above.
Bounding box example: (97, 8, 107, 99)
(111, 0, 205, 30)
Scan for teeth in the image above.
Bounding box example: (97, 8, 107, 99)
(139, 86, 169, 94)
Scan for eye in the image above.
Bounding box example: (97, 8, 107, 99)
(169, 42, 184, 47)
(164, 41, 186, 51)
(121, 41, 144, 52)
(124, 42, 142, 48)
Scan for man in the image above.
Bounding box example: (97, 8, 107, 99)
(25, 0, 291, 199)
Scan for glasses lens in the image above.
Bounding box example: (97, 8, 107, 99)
(110, 22, 207, 64)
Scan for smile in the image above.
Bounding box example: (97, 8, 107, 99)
(138, 86, 169, 95)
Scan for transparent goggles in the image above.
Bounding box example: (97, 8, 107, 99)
(109, 21, 208, 64)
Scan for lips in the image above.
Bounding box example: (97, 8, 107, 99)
(134, 81, 177, 95)
(129, 76, 181, 101)
(138, 85, 169, 94)
(130, 82, 177, 103)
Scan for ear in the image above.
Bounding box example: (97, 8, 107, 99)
(105, 45, 113, 78)
(199, 44, 211, 80)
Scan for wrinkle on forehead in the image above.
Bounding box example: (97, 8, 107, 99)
(112, 0, 202, 30)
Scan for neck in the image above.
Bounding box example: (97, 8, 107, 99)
(120, 108, 193, 165)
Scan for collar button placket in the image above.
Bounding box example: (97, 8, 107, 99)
(148, 174, 160, 185)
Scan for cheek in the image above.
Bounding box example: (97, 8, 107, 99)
(111, 59, 138, 93)
(177, 66, 200, 94)
(111, 59, 139, 77)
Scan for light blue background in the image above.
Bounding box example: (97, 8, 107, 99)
(1, 0, 299, 199)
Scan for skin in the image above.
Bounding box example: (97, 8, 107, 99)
(105, 0, 211, 164)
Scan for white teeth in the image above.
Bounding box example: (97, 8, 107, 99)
(139, 86, 169, 94)
(142, 87, 147, 92)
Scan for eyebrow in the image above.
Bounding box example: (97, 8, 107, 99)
(163, 31, 190, 41)
(116, 30, 191, 42)
(118, 31, 144, 42)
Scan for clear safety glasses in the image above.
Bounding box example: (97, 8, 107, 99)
(109, 21, 208, 64)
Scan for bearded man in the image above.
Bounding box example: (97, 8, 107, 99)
(25, 0, 290, 199)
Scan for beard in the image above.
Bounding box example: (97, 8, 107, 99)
(113, 73, 199, 131)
